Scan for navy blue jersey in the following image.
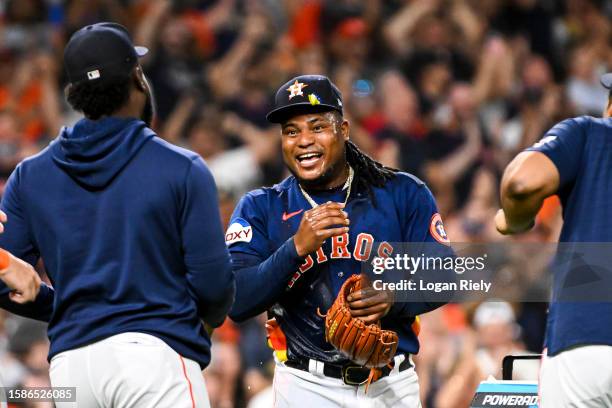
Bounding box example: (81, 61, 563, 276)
(0, 117, 235, 368)
(227, 172, 450, 363)
(527, 116, 612, 355)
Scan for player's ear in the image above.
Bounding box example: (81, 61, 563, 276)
(132, 66, 147, 93)
(606, 94, 612, 118)
(63, 84, 72, 100)
(340, 119, 350, 142)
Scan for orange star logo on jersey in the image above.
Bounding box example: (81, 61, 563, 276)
(287, 80, 308, 100)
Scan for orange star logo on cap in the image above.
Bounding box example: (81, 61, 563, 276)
(286, 80, 308, 100)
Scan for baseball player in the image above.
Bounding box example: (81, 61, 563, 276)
(0, 23, 235, 407)
(496, 73, 612, 406)
(227, 75, 452, 407)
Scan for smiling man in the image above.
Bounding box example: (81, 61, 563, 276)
(227, 75, 452, 407)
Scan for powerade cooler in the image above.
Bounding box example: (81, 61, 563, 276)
(470, 355, 540, 408)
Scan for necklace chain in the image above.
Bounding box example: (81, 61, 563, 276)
(298, 166, 354, 209)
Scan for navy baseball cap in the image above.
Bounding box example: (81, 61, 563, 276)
(64, 22, 148, 85)
(266, 75, 344, 123)
(601, 73, 612, 90)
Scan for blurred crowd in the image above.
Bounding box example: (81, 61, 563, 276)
(0, 0, 610, 407)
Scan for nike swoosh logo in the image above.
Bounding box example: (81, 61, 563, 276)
(282, 209, 304, 222)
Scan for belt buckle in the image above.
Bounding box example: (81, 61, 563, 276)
(341, 365, 369, 386)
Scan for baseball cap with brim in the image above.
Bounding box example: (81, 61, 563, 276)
(266, 75, 344, 123)
(64, 22, 148, 85)
(601, 73, 612, 89)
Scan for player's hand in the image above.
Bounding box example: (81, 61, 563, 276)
(293, 202, 349, 257)
(0, 249, 41, 304)
(0, 211, 41, 303)
(495, 209, 534, 235)
(0, 210, 6, 233)
(494, 209, 510, 234)
(347, 282, 394, 324)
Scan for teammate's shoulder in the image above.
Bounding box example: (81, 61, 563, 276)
(545, 116, 612, 144)
(581, 115, 612, 130)
(21, 143, 53, 164)
(16, 142, 55, 174)
(146, 136, 202, 163)
(548, 115, 597, 134)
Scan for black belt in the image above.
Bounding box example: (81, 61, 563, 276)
(285, 356, 412, 386)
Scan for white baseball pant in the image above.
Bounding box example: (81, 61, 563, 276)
(0, 370, 6, 408)
(539, 345, 612, 407)
(272, 355, 421, 408)
(49, 332, 210, 408)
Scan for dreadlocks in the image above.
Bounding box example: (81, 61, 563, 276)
(345, 140, 397, 204)
(325, 110, 397, 203)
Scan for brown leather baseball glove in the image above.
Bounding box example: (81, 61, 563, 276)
(324, 274, 398, 368)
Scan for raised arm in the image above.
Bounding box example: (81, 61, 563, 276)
(383, 0, 439, 56)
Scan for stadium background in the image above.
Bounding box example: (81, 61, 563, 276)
(0, 0, 610, 407)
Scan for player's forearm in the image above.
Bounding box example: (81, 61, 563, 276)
(197, 281, 236, 328)
(500, 191, 544, 232)
(0, 282, 54, 322)
(500, 174, 549, 232)
(186, 254, 236, 327)
(499, 151, 559, 233)
(229, 238, 304, 322)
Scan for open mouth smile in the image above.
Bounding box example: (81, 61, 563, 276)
(296, 152, 323, 169)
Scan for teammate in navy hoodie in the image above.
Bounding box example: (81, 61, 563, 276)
(0, 23, 234, 407)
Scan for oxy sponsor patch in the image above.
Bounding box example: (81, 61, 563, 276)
(225, 218, 252, 245)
